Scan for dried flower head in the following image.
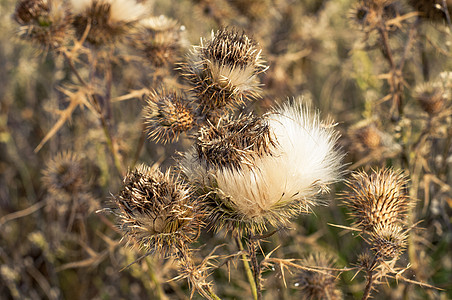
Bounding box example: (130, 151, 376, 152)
(182, 101, 343, 234)
(71, 0, 145, 46)
(144, 89, 195, 144)
(413, 83, 448, 116)
(342, 168, 410, 231)
(132, 15, 186, 66)
(294, 253, 342, 300)
(180, 28, 267, 113)
(113, 165, 201, 254)
(369, 223, 407, 259)
(195, 113, 276, 171)
(42, 151, 84, 194)
(349, 123, 383, 152)
(13, 0, 72, 50)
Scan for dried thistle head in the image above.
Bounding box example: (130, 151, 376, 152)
(181, 101, 343, 235)
(144, 89, 195, 144)
(413, 82, 448, 116)
(349, 122, 383, 152)
(294, 253, 342, 300)
(195, 113, 276, 171)
(342, 168, 410, 231)
(42, 151, 84, 194)
(13, 0, 72, 50)
(369, 223, 407, 259)
(71, 0, 145, 46)
(113, 165, 201, 255)
(132, 15, 186, 67)
(180, 28, 267, 113)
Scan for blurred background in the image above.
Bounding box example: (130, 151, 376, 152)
(0, 0, 451, 299)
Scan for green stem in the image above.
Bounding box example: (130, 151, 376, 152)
(206, 286, 222, 300)
(237, 237, 258, 300)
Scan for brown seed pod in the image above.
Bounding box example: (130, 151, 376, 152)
(143, 89, 195, 144)
(179, 28, 267, 113)
(341, 168, 410, 231)
(113, 165, 202, 255)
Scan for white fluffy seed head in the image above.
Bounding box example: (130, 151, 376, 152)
(181, 100, 344, 233)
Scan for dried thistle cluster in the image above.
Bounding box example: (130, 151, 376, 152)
(144, 28, 268, 143)
(181, 102, 343, 235)
(13, 0, 186, 65)
(342, 168, 410, 259)
(14, 0, 72, 49)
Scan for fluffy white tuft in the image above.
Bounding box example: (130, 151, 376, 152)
(109, 0, 146, 23)
(70, 0, 92, 14)
(182, 100, 344, 227)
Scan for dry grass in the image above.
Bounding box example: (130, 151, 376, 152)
(1, 0, 451, 299)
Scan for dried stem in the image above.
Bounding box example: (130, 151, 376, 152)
(248, 236, 262, 300)
(145, 257, 168, 300)
(361, 256, 378, 300)
(236, 237, 258, 300)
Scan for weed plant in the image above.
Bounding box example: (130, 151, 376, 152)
(1, 0, 451, 299)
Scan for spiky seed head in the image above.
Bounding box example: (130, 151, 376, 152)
(144, 89, 195, 144)
(342, 168, 410, 231)
(13, 0, 72, 50)
(42, 151, 84, 194)
(113, 165, 201, 254)
(181, 101, 343, 235)
(195, 113, 276, 171)
(413, 83, 447, 115)
(71, 0, 145, 46)
(180, 28, 267, 113)
(369, 223, 407, 259)
(132, 15, 186, 66)
(295, 253, 343, 300)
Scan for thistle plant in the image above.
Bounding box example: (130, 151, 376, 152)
(3, 0, 450, 299)
(341, 168, 413, 299)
